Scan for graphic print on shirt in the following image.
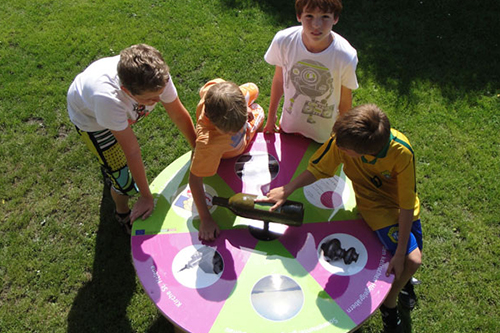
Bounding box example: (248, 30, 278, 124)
(229, 125, 246, 148)
(285, 59, 334, 124)
(128, 104, 149, 125)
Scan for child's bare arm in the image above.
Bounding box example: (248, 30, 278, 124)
(112, 126, 154, 222)
(258, 170, 317, 210)
(386, 208, 414, 279)
(338, 86, 353, 117)
(264, 66, 284, 133)
(189, 171, 220, 241)
(162, 97, 196, 148)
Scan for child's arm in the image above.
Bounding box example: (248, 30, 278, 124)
(338, 86, 353, 117)
(112, 126, 154, 222)
(386, 208, 414, 279)
(162, 97, 196, 148)
(189, 171, 220, 241)
(260, 170, 317, 210)
(263, 66, 284, 133)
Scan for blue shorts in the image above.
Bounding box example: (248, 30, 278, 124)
(375, 220, 423, 256)
(76, 127, 138, 196)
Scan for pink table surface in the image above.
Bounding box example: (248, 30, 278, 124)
(132, 133, 393, 333)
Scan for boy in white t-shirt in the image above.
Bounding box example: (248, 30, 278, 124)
(263, 0, 358, 143)
(67, 44, 196, 234)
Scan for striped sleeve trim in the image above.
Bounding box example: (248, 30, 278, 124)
(311, 137, 335, 165)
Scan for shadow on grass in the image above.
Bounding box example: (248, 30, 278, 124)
(351, 303, 413, 333)
(67, 183, 174, 333)
(399, 304, 412, 333)
(339, 0, 500, 98)
(223, 0, 499, 98)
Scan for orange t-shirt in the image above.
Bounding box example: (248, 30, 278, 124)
(190, 79, 248, 177)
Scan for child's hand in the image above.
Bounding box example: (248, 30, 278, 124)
(256, 186, 287, 211)
(131, 195, 155, 222)
(263, 121, 279, 134)
(386, 253, 405, 279)
(199, 216, 220, 242)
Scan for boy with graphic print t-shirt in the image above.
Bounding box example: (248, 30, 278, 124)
(263, 0, 358, 143)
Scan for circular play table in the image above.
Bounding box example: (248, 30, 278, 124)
(131, 133, 393, 333)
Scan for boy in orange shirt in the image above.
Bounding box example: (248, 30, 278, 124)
(189, 79, 264, 241)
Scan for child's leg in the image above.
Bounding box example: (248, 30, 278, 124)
(239, 82, 259, 106)
(76, 127, 138, 212)
(383, 247, 422, 308)
(378, 247, 421, 332)
(375, 220, 423, 308)
(110, 190, 130, 214)
(239, 82, 264, 141)
(245, 103, 265, 143)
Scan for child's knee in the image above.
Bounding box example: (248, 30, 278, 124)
(406, 249, 422, 274)
(249, 104, 265, 131)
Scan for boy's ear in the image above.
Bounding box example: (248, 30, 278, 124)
(333, 16, 340, 25)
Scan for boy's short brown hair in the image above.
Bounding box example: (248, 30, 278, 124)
(333, 104, 391, 155)
(204, 81, 247, 133)
(117, 44, 170, 96)
(295, 0, 343, 19)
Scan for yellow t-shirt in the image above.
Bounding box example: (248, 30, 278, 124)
(307, 129, 420, 230)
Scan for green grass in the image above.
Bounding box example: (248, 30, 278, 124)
(1, 0, 499, 332)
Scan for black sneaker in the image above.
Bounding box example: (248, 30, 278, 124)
(380, 305, 403, 333)
(399, 280, 417, 310)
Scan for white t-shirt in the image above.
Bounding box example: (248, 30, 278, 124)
(67, 55, 178, 132)
(265, 26, 358, 143)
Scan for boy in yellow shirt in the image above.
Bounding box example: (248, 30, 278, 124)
(260, 104, 422, 333)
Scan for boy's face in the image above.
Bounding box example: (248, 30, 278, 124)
(122, 86, 165, 106)
(297, 6, 338, 52)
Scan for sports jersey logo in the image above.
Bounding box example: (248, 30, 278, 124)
(370, 175, 382, 188)
(388, 226, 399, 244)
(381, 170, 392, 180)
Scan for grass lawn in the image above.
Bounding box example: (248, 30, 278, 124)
(1, 0, 499, 332)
